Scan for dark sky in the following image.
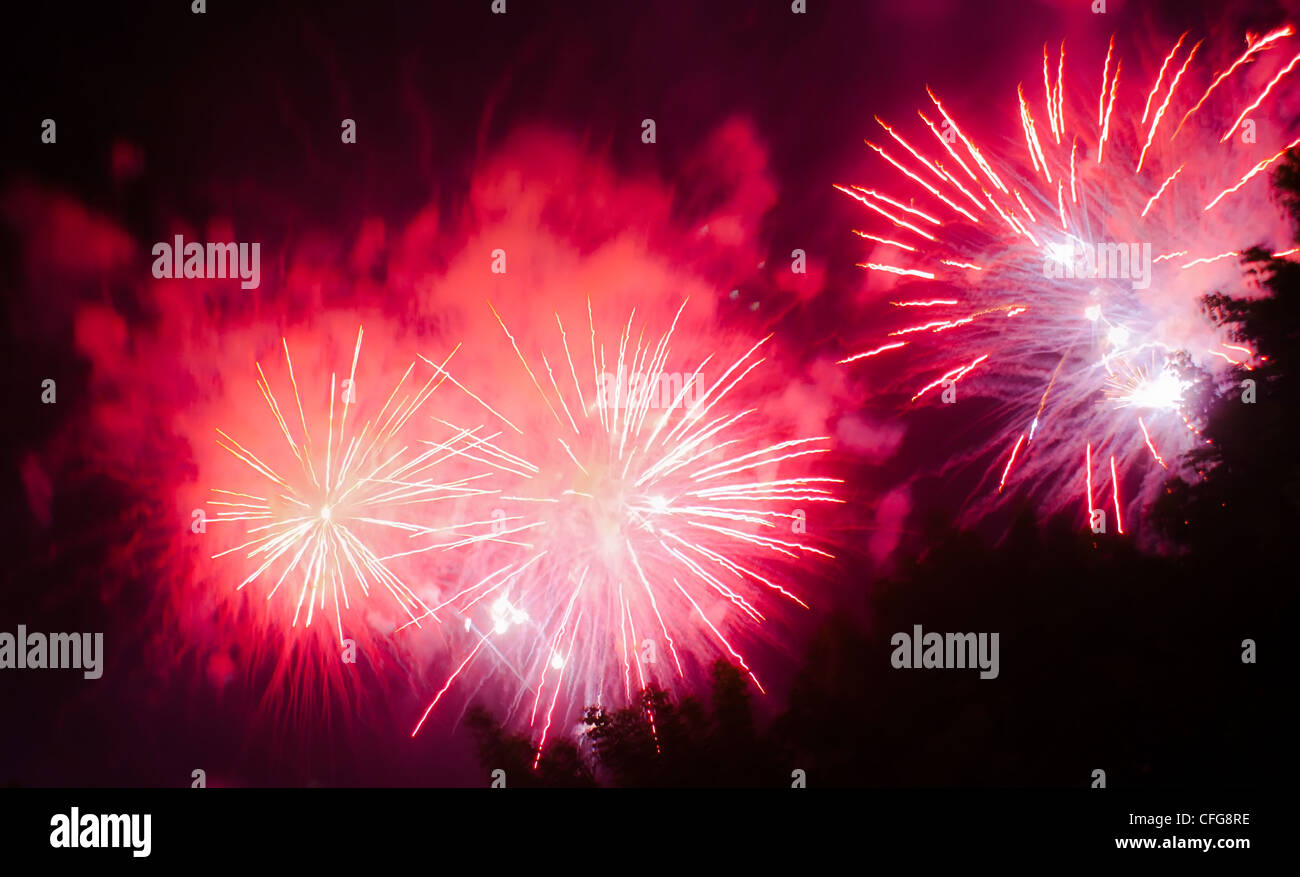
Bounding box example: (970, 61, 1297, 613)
(8, 1, 1273, 258)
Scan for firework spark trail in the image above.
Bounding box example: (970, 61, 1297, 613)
(208, 327, 502, 645)
(1219, 50, 1300, 143)
(838, 27, 1299, 530)
(1205, 137, 1300, 210)
(838, 341, 907, 364)
(1175, 25, 1294, 137)
(1137, 40, 1201, 172)
(998, 433, 1027, 493)
(1110, 455, 1124, 535)
(410, 301, 842, 760)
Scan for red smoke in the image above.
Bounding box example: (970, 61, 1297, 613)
(4, 117, 872, 727)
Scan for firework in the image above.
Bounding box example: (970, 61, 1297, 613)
(839, 26, 1298, 530)
(207, 326, 500, 646)
(409, 300, 841, 762)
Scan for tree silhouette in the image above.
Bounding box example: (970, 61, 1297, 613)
(1151, 153, 1300, 560)
(464, 660, 789, 787)
(580, 661, 784, 786)
(465, 705, 596, 787)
